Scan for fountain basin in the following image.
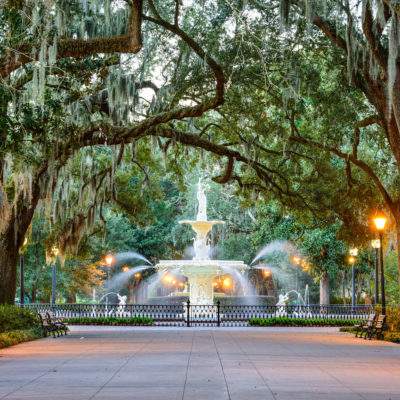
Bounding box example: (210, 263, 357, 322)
(156, 259, 247, 305)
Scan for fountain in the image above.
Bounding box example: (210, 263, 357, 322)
(155, 179, 247, 305)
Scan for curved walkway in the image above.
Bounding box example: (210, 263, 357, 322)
(0, 326, 399, 400)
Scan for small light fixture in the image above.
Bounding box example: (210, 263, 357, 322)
(263, 270, 271, 278)
(52, 247, 59, 256)
(371, 239, 381, 249)
(122, 266, 130, 272)
(105, 254, 114, 266)
(373, 208, 387, 231)
(134, 272, 141, 278)
(349, 256, 355, 264)
(292, 256, 301, 265)
(223, 278, 231, 287)
(349, 248, 358, 256)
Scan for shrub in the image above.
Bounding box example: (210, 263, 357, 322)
(0, 305, 40, 333)
(249, 317, 361, 327)
(65, 316, 154, 326)
(0, 328, 42, 349)
(384, 332, 400, 343)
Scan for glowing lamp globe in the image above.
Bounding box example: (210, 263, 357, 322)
(373, 209, 387, 231)
(349, 256, 355, 264)
(105, 254, 114, 266)
(349, 248, 358, 256)
(292, 256, 301, 265)
(371, 239, 381, 249)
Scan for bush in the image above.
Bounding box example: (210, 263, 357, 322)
(65, 316, 154, 326)
(0, 328, 42, 349)
(248, 317, 362, 327)
(0, 305, 40, 333)
(384, 331, 400, 344)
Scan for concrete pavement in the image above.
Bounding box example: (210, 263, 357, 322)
(0, 326, 400, 400)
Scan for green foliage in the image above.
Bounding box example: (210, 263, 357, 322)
(248, 317, 361, 327)
(384, 332, 400, 344)
(65, 316, 153, 326)
(0, 305, 39, 333)
(0, 328, 42, 349)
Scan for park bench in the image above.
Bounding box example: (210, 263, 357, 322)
(366, 314, 386, 340)
(38, 312, 57, 338)
(47, 312, 68, 336)
(354, 313, 376, 338)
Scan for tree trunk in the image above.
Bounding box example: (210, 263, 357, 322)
(342, 279, 347, 305)
(0, 229, 19, 304)
(320, 275, 330, 305)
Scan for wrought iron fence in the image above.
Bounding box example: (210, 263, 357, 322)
(22, 302, 374, 327)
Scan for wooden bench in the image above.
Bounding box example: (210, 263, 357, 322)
(38, 312, 57, 338)
(354, 313, 376, 338)
(47, 312, 68, 336)
(366, 314, 386, 340)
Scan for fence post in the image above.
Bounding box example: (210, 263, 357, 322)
(217, 300, 220, 327)
(186, 300, 190, 327)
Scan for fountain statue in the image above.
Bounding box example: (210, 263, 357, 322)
(156, 180, 247, 304)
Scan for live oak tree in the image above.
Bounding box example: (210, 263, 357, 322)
(0, 0, 227, 304)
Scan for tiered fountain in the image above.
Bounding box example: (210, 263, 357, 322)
(156, 180, 247, 305)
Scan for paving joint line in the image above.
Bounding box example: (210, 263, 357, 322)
(211, 330, 231, 400)
(181, 330, 195, 400)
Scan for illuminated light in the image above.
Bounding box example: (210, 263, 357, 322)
(373, 209, 387, 231)
(105, 254, 114, 265)
(23, 237, 28, 246)
(122, 266, 130, 272)
(179, 282, 184, 287)
(349, 256, 355, 264)
(371, 239, 381, 249)
(263, 270, 271, 278)
(213, 282, 218, 287)
(292, 256, 301, 265)
(349, 248, 358, 256)
(172, 280, 177, 285)
(52, 247, 59, 256)
(223, 278, 231, 287)
(134, 273, 141, 278)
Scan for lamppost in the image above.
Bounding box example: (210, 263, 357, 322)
(292, 256, 301, 306)
(51, 247, 59, 309)
(105, 254, 114, 307)
(373, 208, 387, 315)
(371, 239, 381, 305)
(19, 237, 28, 308)
(349, 248, 358, 310)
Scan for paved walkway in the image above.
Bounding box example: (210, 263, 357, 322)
(0, 326, 399, 400)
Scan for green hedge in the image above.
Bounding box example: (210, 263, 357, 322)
(0, 328, 42, 349)
(249, 317, 362, 327)
(66, 316, 153, 326)
(0, 305, 40, 333)
(384, 332, 400, 343)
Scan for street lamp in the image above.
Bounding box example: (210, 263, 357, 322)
(52, 247, 59, 309)
(19, 237, 28, 308)
(371, 239, 381, 305)
(373, 208, 387, 315)
(105, 254, 114, 306)
(349, 248, 357, 310)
